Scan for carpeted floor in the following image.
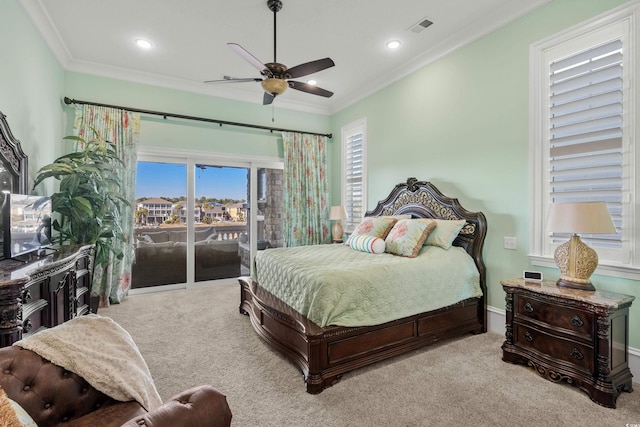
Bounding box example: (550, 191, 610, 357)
(100, 282, 640, 427)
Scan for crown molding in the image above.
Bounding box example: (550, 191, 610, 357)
(20, 0, 550, 117)
(328, 0, 551, 114)
(18, 0, 72, 67)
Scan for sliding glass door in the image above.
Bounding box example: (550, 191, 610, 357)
(245, 167, 284, 267)
(193, 165, 247, 282)
(131, 153, 282, 290)
(133, 161, 187, 289)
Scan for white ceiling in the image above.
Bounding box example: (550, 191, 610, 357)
(19, 0, 549, 115)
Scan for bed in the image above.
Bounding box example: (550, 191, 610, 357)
(238, 177, 487, 394)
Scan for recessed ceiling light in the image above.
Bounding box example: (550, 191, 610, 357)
(386, 40, 401, 49)
(307, 80, 317, 85)
(135, 39, 153, 49)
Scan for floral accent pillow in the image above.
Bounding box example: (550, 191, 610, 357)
(385, 219, 437, 257)
(346, 217, 398, 244)
(424, 219, 466, 249)
(0, 388, 36, 427)
(349, 234, 386, 254)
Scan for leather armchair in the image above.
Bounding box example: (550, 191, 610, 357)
(0, 346, 232, 427)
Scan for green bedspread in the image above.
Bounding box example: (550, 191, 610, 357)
(253, 244, 482, 327)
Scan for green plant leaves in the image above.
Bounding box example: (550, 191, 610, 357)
(33, 133, 131, 269)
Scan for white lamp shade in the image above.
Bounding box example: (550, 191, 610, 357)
(546, 201, 616, 234)
(329, 205, 348, 221)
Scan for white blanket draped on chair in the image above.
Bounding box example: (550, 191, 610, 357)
(14, 314, 162, 411)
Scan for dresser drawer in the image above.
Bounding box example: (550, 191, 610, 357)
(514, 294, 593, 337)
(514, 323, 593, 372)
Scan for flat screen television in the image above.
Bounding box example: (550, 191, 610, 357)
(2, 193, 52, 260)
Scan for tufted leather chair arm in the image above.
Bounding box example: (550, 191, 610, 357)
(121, 385, 233, 427)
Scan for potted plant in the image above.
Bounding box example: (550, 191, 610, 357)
(32, 132, 130, 269)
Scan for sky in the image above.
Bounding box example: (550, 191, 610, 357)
(135, 162, 248, 201)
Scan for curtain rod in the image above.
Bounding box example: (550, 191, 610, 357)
(63, 97, 332, 138)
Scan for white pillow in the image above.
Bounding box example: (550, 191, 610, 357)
(348, 234, 386, 254)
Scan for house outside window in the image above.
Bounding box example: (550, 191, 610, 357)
(529, 3, 640, 279)
(341, 118, 367, 232)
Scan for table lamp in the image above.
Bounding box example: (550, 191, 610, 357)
(546, 201, 616, 291)
(329, 205, 348, 243)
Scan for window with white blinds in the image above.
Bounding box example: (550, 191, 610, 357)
(530, 5, 639, 277)
(341, 119, 367, 232)
(548, 38, 623, 252)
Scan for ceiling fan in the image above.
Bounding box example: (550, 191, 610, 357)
(204, 0, 335, 105)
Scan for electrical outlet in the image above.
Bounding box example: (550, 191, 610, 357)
(503, 236, 517, 250)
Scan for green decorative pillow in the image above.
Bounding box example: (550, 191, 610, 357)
(347, 217, 398, 244)
(385, 219, 436, 257)
(349, 234, 386, 254)
(424, 219, 466, 249)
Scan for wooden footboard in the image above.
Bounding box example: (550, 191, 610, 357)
(239, 276, 485, 394)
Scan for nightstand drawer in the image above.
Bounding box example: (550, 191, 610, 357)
(515, 294, 593, 336)
(514, 324, 593, 372)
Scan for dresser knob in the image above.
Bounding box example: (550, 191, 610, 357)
(570, 347, 584, 360)
(524, 331, 533, 342)
(570, 315, 583, 327)
(524, 302, 534, 313)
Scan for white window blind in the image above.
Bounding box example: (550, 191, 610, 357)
(531, 4, 639, 278)
(548, 38, 623, 252)
(341, 119, 367, 232)
(344, 131, 364, 231)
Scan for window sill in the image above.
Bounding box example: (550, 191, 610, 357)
(530, 255, 640, 281)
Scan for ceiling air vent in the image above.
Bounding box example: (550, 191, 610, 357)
(408, 18, 434, 34)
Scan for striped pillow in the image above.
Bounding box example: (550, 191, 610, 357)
(349, 234, 386, 254)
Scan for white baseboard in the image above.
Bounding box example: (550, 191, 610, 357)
(487, 305, 639, 382)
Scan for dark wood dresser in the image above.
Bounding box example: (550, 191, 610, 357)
(501, 278, 634, 408)
(0, 245, 95, 347)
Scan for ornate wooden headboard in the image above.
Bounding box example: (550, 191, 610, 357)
(0, 111, 28, 194)
(365, 177, 487, 296)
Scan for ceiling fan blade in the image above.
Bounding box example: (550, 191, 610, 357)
(263, 92, 276, 105)
(204, 76, 262, 84)
(286, 58, 335, 79)
(288, 81, 334, 98)
(228, 43, 269, 74)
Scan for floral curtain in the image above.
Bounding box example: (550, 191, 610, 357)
(73, 105, 140, 306)
(282, 132, 329, 246)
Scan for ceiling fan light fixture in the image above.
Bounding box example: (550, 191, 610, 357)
(261, 78, 288, 95)
(307, 79, 317, 85)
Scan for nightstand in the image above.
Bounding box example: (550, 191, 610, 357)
(501, 278, 635, 408)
